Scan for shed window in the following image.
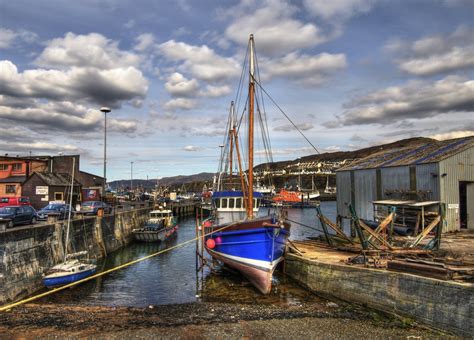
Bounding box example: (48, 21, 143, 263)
(0, 164, 7, 171)
(229, 198, 235, 208)
(6, 185, 16, 194)
(221, 198, 228, 208)
(54, 192, 64, 201)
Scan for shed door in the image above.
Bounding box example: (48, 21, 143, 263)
(467, 183, 474, 229)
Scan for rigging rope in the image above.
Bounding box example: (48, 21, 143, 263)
(0, 222, 236, 312)
(253, 77, 321, 155)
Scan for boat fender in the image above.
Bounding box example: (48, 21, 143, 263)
(206, 238, 216, 249)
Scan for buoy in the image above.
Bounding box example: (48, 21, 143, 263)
(206, 238, 216, 249)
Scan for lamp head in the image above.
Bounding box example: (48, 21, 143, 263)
(100, 107, 111, 113)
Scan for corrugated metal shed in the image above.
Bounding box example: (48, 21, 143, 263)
(340, 136, 474, 171)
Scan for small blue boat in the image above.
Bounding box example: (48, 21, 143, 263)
(43, 260, 97, 288)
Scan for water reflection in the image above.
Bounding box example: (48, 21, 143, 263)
(41, 202, 336, 308)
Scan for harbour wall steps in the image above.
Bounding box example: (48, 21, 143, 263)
(0, 205, 151, 304)
(285, 253, 474, 337)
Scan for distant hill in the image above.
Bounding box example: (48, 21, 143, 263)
(109, 137, 436, 191)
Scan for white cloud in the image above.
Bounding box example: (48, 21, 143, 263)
(164, 72, 199, 97)
(158, 40, 240, 82)
(183, 145, 203, 151)
(262, 52, 347, 86)
(200, 85, 231, 97)
(387, 26, 474, 76)
(164, 98, 197, 111)
(327, 76, 474, 126)
(36, 32, 141, 69)
(0, 60, 148, 107)
(429, 131, 474, 140)
(0, 27, 38, 49)
(0, 141, 81, 154)
(274, 123, 314, 132)
(303, 0, 378, 20)
(224, 1, 327, 55)
(134, 33, 155, 52)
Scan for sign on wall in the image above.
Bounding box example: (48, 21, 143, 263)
(36, 186, 48, 195)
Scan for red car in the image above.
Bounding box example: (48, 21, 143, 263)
(0, 196, 31, 208)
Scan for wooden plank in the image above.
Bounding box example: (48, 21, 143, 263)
(367, 212, 394, 243)
(409, 216, 440, 248)
(359, 220, 394, 250)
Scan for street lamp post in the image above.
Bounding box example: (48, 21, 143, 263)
(130, 161, 134, 191)
(100, 107, 111, 195)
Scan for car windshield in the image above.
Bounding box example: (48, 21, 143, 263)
(0, 207, 17, 213)
(43, 204, 63, 210)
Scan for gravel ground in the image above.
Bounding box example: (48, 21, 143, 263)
(0, 301, 455, 339)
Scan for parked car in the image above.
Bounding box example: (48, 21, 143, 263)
(80, 201, 112, 215)
(0, 196, 31, 208)
(0, 205, 38, 228)
(37, 203, 75, 221)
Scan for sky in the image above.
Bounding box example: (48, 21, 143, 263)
(0, 0, 473, 181)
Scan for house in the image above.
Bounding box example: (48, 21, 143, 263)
(336, 136, 474, 232)
(0, 156, 49, 196)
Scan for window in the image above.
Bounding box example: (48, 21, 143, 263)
(6, 185, 16, 194)
(0, 164, 7, 171)
(229, 198, 234, 208)
(12, 163, 22, 171)
(54, 192, 64, 201)
(221, 198, 228, 208)
(215, 199, 220, 208)
(253, 199, 258, 209)
(236, 198, 242, 208)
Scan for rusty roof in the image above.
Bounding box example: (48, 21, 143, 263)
(338, 136, 474, 171)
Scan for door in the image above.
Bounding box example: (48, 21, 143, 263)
(467, 183, 474, 229)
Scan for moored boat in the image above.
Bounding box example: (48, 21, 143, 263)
(133, 209, 178, 242)
(203, 34, 290, 294)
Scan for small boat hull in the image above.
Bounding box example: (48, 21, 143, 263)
(133, 225, 178, 242)
(43, 266, 97, 288)
(205, 218, 289, 294)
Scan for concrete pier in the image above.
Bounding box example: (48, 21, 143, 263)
(0, 207, 151, 304)
(285, 242, 474, 337)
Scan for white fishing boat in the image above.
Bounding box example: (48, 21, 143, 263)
(133, 209, 178, 242)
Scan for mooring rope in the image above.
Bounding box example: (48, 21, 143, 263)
(0, 222, 235, 312)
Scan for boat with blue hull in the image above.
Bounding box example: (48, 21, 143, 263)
(43, 260, 97, 288)
(204, 34, 290, 294)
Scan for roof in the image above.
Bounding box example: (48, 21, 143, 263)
(372, 200, 440, 207)
(0, 176, 26, 183)
(33, 172, 81, 186)
(338, 136, 474, 171)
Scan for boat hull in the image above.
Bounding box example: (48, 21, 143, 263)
(204, 218, 289, 294)
(43, 266, 97, 288)
(133, 225, 178, 242)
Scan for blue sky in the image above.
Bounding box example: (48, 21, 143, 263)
(0, 0, 473, 181)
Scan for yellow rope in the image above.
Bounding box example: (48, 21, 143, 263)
(0, 221, 230, 312)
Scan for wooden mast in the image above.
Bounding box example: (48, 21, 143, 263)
(229, 101, 234, 186)
(247, 34, 255, 218)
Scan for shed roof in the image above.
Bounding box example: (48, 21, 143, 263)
(0, 176, 26, 183)
(338, 136, 474, 171)
(33, 172, 81, 186)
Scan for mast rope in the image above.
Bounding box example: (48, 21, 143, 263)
(253, 77, 321, 155)
(0, 221, 238, 312)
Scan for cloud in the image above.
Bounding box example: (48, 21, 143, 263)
(164, 72, 199, 97)
(35, 32, 141, 69)
(274, 123, 314, 132)
(327, 76, 474, 126)
(0, 141, 81, 154)
(183, 145, 203, 151)
(200, 85, 231, 97)
(262, 52, 347, 86)
(134, 33, 155, 52)
(0, 27, 38, 49)
(303, 0, 378, 20)
(158, 40, 240, 82)
(323, 145, 341, 152)
(387, 26, 474, 76)
(164, 98, 197, 111)
(429, 131, 474, 140)
(0, 60, 148, 107)
(224, 1, 327, 55)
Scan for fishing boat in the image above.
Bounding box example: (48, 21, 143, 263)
(203, 34, 290, 294)
(132, 209, 178, 242)
(43, 158, 97, 288)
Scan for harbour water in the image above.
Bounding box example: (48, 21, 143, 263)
(40, 202, 336, 307)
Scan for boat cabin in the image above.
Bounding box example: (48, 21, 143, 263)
(212, 191, 262, 224)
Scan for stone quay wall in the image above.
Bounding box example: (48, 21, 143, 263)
(0, 205, 151, 304)
(285, 253, 474, 337)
